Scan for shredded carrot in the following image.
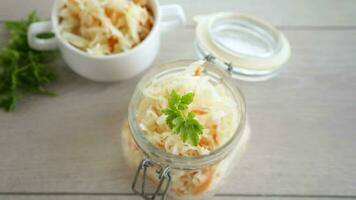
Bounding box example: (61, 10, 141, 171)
(199, 137, 212, 150)
(72, 24, 80, 35)
(105, 7, 121, 22)
(192, 108, 208, 115)
(151, 124, 161, 133)
(92, 16, 101, 26)
(106, 8, 123, 26)
(147, 175, 158, 184)
(133, 0, 148, 6)
(108, 37, 118, 52)
(67, 0, 79, 11)
(212, 124, 219, 145)
(199, 137, 209, 147)
(105, 7, 113, 17)
(157, 142, 165, 150)
(71, 13, 80, 21)
(172, 188, 185, 196)
(68, 0, 78, 4)
(192, 168, 214, 195)
(151, 102, 161, 115)
(187, 149, 199, 156)
(194, 66, 202, 76)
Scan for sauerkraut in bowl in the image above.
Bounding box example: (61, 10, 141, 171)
(28, 0, 185, 81)
(59, 0, 154, 55)
(122, 60, 250, 199)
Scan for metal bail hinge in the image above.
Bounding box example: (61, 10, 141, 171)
(204, 54, 234, 75)
(132, 158, 171, 200)
(204, 54, 216, 63)
(225, 62, 234, 74)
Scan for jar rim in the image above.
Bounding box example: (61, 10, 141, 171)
(128, 59, 247, 169)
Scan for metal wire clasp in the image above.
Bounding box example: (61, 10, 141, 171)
(132, 158, 171, 200)
(224, 62, 234, 74)
(204, 54, 216, 63)
(204, 54, 234, 75)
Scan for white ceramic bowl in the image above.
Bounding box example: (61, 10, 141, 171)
(27, 0, 186, 82)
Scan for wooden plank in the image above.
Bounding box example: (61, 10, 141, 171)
(0, 195, 354, 200)
(165, 0, 356, 27)
(0, 25, 356, 196)
(0, 196, 140, 200)
(0, 0, 356, 27)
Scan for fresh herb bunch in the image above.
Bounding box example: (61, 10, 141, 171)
(162, 90, 203, 146)
(0, 12, 57, 111)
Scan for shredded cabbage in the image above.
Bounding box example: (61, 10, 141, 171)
(137, 61, 239, 156)
(59, 0, 153, 55)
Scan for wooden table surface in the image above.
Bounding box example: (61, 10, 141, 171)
(0, 0, 355, 199)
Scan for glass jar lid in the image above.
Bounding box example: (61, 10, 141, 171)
(194, 12, 291, 81)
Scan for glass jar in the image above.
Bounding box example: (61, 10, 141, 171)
(121, 59, 251, 200)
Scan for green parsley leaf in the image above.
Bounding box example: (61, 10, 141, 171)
(162, 90, 203, 146)
(0, 12, 58, 112)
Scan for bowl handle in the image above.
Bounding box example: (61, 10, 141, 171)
(160, 4, 186, 32)
(27, 21, 57, 51)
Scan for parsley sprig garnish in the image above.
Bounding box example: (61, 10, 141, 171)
(0, 12, 57, 111)
(162, 90, 203, 146)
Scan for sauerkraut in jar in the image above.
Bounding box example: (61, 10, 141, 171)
(122, 59, 250, 200)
